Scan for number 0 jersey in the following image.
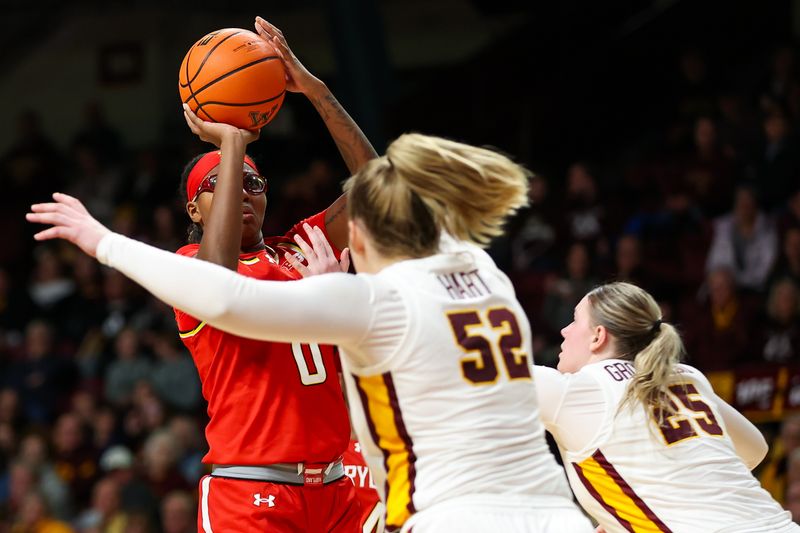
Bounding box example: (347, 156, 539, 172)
(534, 361, 793, 533)
(94, 232, 583, 531)
(341, 236, 574, 531)
(174, 211, 350, 466)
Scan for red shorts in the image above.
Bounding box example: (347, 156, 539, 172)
(197, 474, 361, 532)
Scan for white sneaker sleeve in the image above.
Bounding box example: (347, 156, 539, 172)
(96, 233, 407, 368)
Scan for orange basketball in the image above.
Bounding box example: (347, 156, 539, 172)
(178, 28, 286, 130)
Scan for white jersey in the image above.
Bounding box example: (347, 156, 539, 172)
(95, 233, 579, 532)
(534, 361, 795, 533)
(341, 237, 574, 529)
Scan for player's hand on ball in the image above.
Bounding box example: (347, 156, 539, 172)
(183, 104, 260, 147)
(284, 223, 350, 277)
(26, 193, 110, 258)
(254, 16, 320, 94)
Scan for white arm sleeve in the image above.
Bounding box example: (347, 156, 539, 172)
(688, 368, 768, 470)
(96, 233, 405, 367)
(533, 365, 607, 453)
(714, 395, 768, 470)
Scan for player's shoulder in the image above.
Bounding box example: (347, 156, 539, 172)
(175, 243, 199, 257)
(674, 363, 713, 387)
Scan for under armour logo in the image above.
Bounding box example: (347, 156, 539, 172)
(253, 493, 275, 507)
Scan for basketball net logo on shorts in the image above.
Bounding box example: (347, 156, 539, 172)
(253, 493, 275, 507)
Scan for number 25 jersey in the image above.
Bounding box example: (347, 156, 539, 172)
(545, 361, 790, 533)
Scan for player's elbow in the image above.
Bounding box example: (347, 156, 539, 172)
(745, 433, 769, 470)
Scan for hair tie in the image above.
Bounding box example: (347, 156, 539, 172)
(650, 319, 663, 335)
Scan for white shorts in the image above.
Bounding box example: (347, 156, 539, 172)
(399, 494, 594, 533)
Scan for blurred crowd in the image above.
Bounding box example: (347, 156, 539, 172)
(1, 39, 800, 531)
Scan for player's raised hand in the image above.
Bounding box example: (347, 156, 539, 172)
(183, 104, 260, 147)
(254, 16, 320, 94)
(284, 223, 350, 277)
(26, 193, 110, 258)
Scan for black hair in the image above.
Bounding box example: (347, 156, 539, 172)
(180, 154, 206, 244)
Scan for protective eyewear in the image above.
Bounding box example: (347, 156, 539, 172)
(192, 172, 267, 202)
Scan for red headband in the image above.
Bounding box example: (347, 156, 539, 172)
(186, 151, 260, 202)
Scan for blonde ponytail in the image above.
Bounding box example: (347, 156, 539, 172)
(586, 282, 686, 419)
(622, 322, 685, 418)
(344, 133, 530, 258)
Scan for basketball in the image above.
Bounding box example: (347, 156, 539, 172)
(179, 28, 286, 130)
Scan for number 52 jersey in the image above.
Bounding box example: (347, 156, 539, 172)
(341, 236, 574, 531)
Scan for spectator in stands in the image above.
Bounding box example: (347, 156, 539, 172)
(28, 247, 75, 322)
(5, 462, 37, 523)
(140, 431, 190, 500)
(761, 413, 800, 505)
(122, 383, 164, 452)
(51, 414, 98, 510)
(91, 407, 119, 453)
(771, 227, 800, 289)
(683, 267, 754, 371)
(159, 491, 194, 533)
(750, 279, 800, 364)
(17, 433, 70, 520)
(0, 267, 34, 337)
(0, 389, 22, 430)
(71, 102, 123, 168)
(706, 185, 778, 291)
(778, 189, 800, 236)
(559, 163, 608, 259)
(607, 234, 653, 289)
(673, 116, 737, 217)
(98, 446, 155, 522)
(11, 491, 73, 533)
(758, 45, 799, 114)
(508, 174, 560, 273)
(7, 320, 75, 424)
(785, 481, 800, 524)
(73, 477, 127, 533)
(166, 417, 203, 486)
(99, 271, 142, 340)
(542, 242, 597, 337)
(754, 110, 799, 212)
(626, 184, 712, 296)
(103, 328, 152, 408)
(148, 334, 200, 413)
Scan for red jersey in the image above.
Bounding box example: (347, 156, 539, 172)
(343, 440, 385, 533)
(174, 211, 350, 465)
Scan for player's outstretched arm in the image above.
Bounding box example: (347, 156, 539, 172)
(254, 16, 377, 175)
(26, 193, 110, 257)
(254, 16, 378, 250)
(27, 194, 372, 347)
